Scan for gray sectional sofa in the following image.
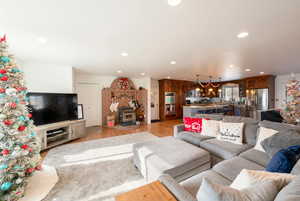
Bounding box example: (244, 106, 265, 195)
(159, 114, 300, 201)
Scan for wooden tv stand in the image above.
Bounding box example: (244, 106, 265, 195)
(34, 119, 86, 150)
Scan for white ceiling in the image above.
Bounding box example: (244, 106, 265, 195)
(1, 0, 300, 81)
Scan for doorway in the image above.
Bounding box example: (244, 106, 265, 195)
(75, 83, 100, 127)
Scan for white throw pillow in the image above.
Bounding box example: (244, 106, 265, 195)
(197, 178, 278, 201)
(201, 119, 220, 137)
(230, 169, 296, 191)
(254, 127, 278, 152)
(217, 122, 244, 144)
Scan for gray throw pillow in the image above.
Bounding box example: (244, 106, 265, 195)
(197, 178, 278, 201)
(261, 130, 300, 157)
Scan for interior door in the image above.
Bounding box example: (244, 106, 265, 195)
(75, 84, 100, 127)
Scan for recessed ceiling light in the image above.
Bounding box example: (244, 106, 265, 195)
(245, 68, 251, 72)
(140, 73, 145, 76)
(168, 0, 181, 6)
(260, 72, 265, 75)
(167, 76, 171, 79)
(170, 61, 176, 65)
(121, 52, 128, 57)
(229, 65, 234, 68)
(117, 70, 122, 73)
(37, 37, 48, 44)
(237, 32, 249, 38)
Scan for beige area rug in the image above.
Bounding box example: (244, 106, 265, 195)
(42, 132, 158, 201)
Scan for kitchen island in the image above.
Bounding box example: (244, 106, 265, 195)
(183, 104, 233, 118)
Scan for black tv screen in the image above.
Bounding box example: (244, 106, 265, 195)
(27, 93, 78, 126)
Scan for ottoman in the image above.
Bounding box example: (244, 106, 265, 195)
(133, 137, 210, 182)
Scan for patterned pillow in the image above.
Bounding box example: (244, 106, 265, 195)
(202, 119, 220, 137)
(183, 117, 207, 133)
(217, 122, 244, 144)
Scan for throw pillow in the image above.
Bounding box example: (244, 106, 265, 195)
(201, 119, 220, 137)
(265, 145, 300, 173)
(197, 178, 278, 201)
(230, 169, 296, 191)
(183, 117, 207, 133)
(254, 127, 278, 152)
(217, 122, 244, 144)
(261, 129, 300, 157)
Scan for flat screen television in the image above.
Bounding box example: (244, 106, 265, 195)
(27, 93, 78, 126)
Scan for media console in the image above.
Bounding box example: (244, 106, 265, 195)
(34, 119, 86, 150)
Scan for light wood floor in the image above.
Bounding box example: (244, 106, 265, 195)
(41, 119, 182, 158)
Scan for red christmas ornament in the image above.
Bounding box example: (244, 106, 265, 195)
(0, 35, 6, 42)
(4, 120, 13, 126)
(21, 144, 29, 149)
(10, 102, 17, 108)
(35, 165, 42, 171)
(28, 148, 33, 152)
(0, 76, 8, 81)
(18, 125, 26, 131)
(28, 113, 32, 118)
(26, 168, 34, 173)
(0, 88, 5, 93)
(0, 69, 7, 74)
(1, 149, 9, 155)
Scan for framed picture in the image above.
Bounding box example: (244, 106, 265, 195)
(77, 104, 84, 119)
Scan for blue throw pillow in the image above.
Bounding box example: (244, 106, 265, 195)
(266, 145, 300, 173)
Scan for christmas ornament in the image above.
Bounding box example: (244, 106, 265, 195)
(1, 182, 12, 191)
(2, 149, 10, 155)
(9, 102, 17, 108)
(21, 144, 29, 149)
(18, 125, 26, 131)
(4, 120, 13, 126)
(1, 76, 8, 81)
(0, 164, 8, 170)
(27, 113, 32, 118)
(0, 56, 10, 63)
(0, 69, 7, 74)
(26, 168, 34, 173)
(0, 88, 5, 93)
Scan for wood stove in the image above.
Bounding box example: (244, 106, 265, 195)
(119, 107, 136, 126)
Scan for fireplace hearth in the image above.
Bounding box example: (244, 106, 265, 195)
(119, 107, 136, 126)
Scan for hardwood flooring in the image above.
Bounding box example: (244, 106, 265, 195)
(41, 119, 182, 158)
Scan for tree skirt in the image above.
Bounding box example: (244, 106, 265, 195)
(19, 165, 58, 201)
(42, 132, 158, 201)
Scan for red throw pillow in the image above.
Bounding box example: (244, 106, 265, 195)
(183, 117, 209, 133)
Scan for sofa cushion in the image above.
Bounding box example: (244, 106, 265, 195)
(197, 178, 278, 201)
(213, 157, 265, 181)
(259, 120, 300, 132)
(180, 170, 231, 197)
(261, 130, 300, 157)
(274, 175, 300, 201)
(239, 149, 270, 167)
(158, 174, 197, 201)
(291, 159, 300, 175)
(223, 116, 259, 145)
(199, 139, 253, 160)
(254, 127, 278, 152)
(218, 122, 244, 145)
(174, 131, 214, 146)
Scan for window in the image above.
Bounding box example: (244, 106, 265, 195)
(222, 84, 239, 102)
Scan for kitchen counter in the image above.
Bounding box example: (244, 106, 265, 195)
(183, 104, 232, 117)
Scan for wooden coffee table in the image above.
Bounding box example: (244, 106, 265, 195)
(116, 181, 178, 201)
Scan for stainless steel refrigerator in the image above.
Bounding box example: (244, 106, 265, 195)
(247, 88, 269, 110)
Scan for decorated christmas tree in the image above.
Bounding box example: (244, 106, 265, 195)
(281, 76, 300, 124)
(0, 35, 41, 201)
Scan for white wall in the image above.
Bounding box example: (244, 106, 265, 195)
(22, 62, 74, 93)
(75, 73, 152, 125)
(275, 73, 300, 108)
